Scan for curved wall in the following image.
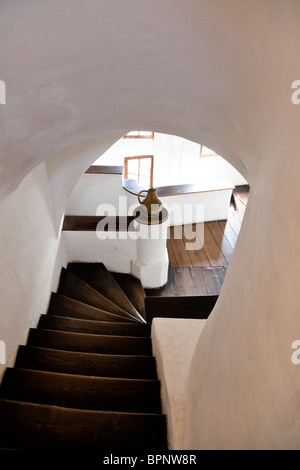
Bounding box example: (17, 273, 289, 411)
(0, 0, 300, 448)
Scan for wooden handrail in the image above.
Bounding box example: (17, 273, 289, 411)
(123, 178, 234, 197)
(84, 167, 235, 196)
(85, 165, 123, 175)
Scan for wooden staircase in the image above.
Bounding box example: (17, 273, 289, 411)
(0, 263, 168, 451)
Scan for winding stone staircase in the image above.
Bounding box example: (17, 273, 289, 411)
(0, 263, 168, 451)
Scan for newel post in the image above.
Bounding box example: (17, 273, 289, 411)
(131, 189, 169, 288)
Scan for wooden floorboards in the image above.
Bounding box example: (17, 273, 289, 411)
(167, 213, 242, 269)
(146, 185, 249, 297)
(145, 266, 227, 297)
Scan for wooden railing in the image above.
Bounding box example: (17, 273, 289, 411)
(123, 178, 234, 197)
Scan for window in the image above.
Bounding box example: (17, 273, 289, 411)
(124, 155, 154, 188)
(123, 131, 154, 139)
(200, 145, 218, 157)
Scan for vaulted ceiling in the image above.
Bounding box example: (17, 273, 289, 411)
(1, 0, 299, 202)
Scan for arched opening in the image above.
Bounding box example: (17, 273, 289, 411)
(63, 130, 249, 297)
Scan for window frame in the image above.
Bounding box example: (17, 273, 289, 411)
(123, 131, 154, 139)
(123, 155, 154, 187)
(199, 145, 218, 157)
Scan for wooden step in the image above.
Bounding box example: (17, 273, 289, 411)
(233, 184, 250, 205)
(48, 293, 136, 323)
(111, 272, 146, 318)
(27, 329, 152, 356)
(0, 399, 168, 450)
(57, 268, 139, 322)
(0, 368, 162, 413)
(38, 315, 150, 337)
(62, 215, 137, 232)
(67, 263, 145, 323)
(145, 294, 218, 324)
(15, 346, 158, 379)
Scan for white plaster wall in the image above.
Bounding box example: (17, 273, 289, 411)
(63, 231, 137, 273)
(197, 156, 247, 187)
(162, 187, 233, 225)
(51, 234, 68, 292)
(0, 0, 299, 451)
(63, 223, 169, 287)
(94, 135, 155, 167)
(185, 163, 300, 449)
(0, 163, 67, 380)
(151, 318, 207, 449)
(46, 133, 124, 233)
(65, 173, 128, 216)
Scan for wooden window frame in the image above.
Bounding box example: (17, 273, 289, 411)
(200, 145, 218, 157)
(123, 131, 154, 139)
(124, 155, 154, 187)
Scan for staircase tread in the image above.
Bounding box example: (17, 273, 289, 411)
(27, 328, 152, 355)
(48, 293, 138, 323)
(0, 399, 167, 450)
(0, 368, 162, 413)
(41, 315, 142, 327)
(2, 367, 160, 384)
(0, 398, 165, 416)
(67, 263, 144, 322)
(29, 328, 151, 341)
(15, 345, 157, 379)
(57, 268, 142, 322)
(111, 272, 146, 318)
(38, 314, 149, 336)
(16, 345, 156, 361)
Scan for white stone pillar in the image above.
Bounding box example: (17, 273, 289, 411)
(131, 207, 169, 288)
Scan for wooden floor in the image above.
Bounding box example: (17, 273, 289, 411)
(145, 185, 249, 297)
